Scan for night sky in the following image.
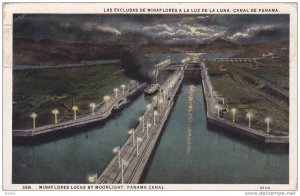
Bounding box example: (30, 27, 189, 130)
(13, 14, 289, 44)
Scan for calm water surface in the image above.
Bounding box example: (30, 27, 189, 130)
(143, 84, 288, 184)
(13, 95, 147, 183)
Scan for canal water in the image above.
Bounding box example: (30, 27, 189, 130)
(12, 95, 147, 183)
(142, 84, 289, 184)
(13, 84, 289, 184)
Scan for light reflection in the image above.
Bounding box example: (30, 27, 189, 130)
(186, 85, 195, 155)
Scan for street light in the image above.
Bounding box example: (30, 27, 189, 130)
(88, 174, 97, 184)
(153, 95, 157, 102)
(159, 98, 164, 111)
(153, 110, 158, 125)
(103, 95, 110, 107)
(146, 103, 152, 111)
(246, 112, 252, 128)
(146, 123, 151, 139)
(231, 108, 237, 122)
(145, 103, 152, 117)
(112, 147, 121, 168)
(128, 129, 135, 146)
(72, 105, 79, 120)
(121, 159, 128, 184)
(30, 113, 37, 129)
(121, 84, 126, 95)
(114, 88, 119, 99)
(265, 117, 271, 133)
(215, 105, 220, 118)
(136, 137, 143, 157)
(139, 116, 144, 132)
(89, 102, 96, 116)
(51, 109, 59, 124)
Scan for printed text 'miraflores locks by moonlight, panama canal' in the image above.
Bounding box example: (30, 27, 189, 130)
(38, 185, 165, 190)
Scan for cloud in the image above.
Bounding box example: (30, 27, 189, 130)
(227, 25, 288, 43)
(143, 24, 174, 32)
(81, 22, 121, 35)
(13, 14, 289, 44)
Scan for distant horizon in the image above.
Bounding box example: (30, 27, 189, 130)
(13, 36, 289, 46)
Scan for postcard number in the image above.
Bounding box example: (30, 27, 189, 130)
(22, 185, 31, 189)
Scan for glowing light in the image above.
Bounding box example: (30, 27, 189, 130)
(146, 123, 151, 139)
(139, 116, 145, 132)
(159, 98, 164, 111)
(103, 95, 110, 102)
(153, 110, 158, 125)
(114, 88, 119, 98)
(51, 109, 59, 115)
(30, 113, 37, 129)
(30, 113, 37, 118)
(121, 159, 128, 184)
(103, 95, 110, 107)
(159, 98, 163, 104)
(121, 84, 126, 95)
(51, 109, 59, 124)
(88, 176, 96, 183)
(136, 136, 143, 157)
(72, 105, 79, 120)
(89, 102, 96, 116)
(231, 108, 237, 122)
(265, 117, 271, 133)
(246, 112, 252, 128)
(215, 104, 220, 117)
(146, 104, 152, 109)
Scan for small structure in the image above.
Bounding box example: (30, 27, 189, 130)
(262, 52, 278, 59)
(218, 64, 227, 72)
(216, 96, 226, 105)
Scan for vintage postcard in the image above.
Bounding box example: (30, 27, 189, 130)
(2, 2, 298, 192)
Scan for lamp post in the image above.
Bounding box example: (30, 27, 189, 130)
(114, 88, 119, 99)
(51, 109, 59, 124)
(153, 96, 157, 105)
(121, 84, 125, 95)
(72, 105, 79, 120)
(30, 113, 37, 129)
(246, 112, 252, 128)
(231, 108, 236, 122)
(159, 98, 163, 111)
(112, 147, 121, 168)
(89, 102, 96, 116)
(215, 105, 220, 118)
(153, 110, 158, 125)
(265, 117, 271, 133)
(136, 137, 143, 157)
(121, 159, 128, 184)
(128, 129, 135, 146)
(139, 116, 144, 132)
(146, 123, 151, 139)
(88, 174, 98, 184)
(146, 103, 152, 113)
(103, 95, 110, 107)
